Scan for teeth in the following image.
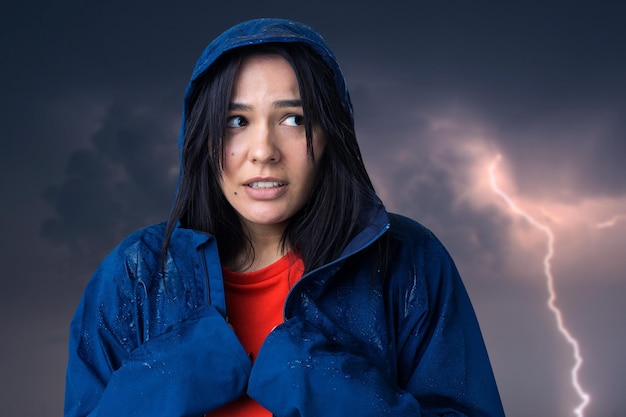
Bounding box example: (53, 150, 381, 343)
(249, 181, 283, 189)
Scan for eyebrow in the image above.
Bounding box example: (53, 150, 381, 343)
(274, 99, 302, 109)
(228, 99, 303, 111)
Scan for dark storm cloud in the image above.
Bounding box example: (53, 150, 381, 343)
(40, 97, 179, 264)
(576, 116, 626, 195)
(348, 74, 512, 276)
(486, 109, 626, 200)
(378, 152, 511, 280)
(339, 2, 626, 199)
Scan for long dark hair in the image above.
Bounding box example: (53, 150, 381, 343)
(162, 43, 376, 272)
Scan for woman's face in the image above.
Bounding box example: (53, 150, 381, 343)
(220, 54, 324, 236)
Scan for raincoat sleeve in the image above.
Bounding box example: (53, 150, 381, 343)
(247, 227, 504, 417)
(64, 234, 252, 417)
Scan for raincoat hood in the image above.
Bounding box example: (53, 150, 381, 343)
(178, 18, 353, 154)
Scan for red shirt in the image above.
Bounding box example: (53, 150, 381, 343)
(206, 253, 304, 417)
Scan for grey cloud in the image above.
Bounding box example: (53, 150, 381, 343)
(354, 101, 512, 284)
(577, 116, 626, 195)
(339, 2, 626, 203)
(378, 150, 510, 280)
(486, 108, 626, 201)
(40, 97, 179, 265)
(350, 50, 626, 203)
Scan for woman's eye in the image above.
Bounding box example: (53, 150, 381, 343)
(283, 114, 304, 127)
(226, 116, 248, 128)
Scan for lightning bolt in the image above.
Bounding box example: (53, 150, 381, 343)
(596, 214, 626, 228)
(488, 155, 591, 417)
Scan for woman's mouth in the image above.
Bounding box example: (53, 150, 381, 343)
(243, 180, 288, 200)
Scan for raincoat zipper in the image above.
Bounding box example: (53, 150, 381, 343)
(282, 221, 390, 320)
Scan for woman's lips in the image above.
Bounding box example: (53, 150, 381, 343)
(243, 180, 287, 200)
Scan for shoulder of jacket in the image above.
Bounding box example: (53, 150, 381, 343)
(74, 223, 169, 323)
(386, 213, 434, 242)
(113, 222, 167, 256)
(384, 213, 452, 260)
(89, 222, 168, 289)
(382, 214, 462, 307)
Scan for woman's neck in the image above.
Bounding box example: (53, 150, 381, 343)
(231, 222, 289, 273)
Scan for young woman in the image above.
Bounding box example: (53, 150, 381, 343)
(64, 18, 505, 417)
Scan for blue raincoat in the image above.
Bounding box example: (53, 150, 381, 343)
(64, 18, 505, 417)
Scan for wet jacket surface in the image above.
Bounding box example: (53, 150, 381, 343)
(65, 206, 504, 417)
(64, 18, 505, 417)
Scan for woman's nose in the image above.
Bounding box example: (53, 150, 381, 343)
(249, 125, 280, 163)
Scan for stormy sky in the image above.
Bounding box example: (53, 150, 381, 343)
(1, 2, 625, 416)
